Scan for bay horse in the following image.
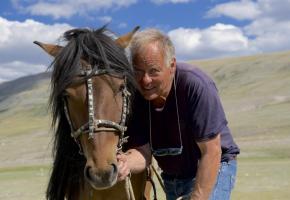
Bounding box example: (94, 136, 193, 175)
(34, 26, 150, 200)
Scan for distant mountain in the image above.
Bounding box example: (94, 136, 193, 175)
(0, 72, 52, 168)
(0, 72, 51, 102)
(0, 72, 51, 116)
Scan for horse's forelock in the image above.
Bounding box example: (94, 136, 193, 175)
(50, 26, 137, 128)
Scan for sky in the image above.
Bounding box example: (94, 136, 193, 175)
(1, 0, 290, 83)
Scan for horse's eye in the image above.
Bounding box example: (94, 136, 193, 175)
(119, 84, 125, 92)
(62, 91, 70, 98)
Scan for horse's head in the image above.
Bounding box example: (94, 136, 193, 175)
(34, 26, 139, 190)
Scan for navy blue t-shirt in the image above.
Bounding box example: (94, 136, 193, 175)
(125, 62, 240, 178)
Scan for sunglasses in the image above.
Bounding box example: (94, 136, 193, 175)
(151, 146, 183, 157)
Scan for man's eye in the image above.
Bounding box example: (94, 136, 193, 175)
(134, 70, 143, 76)
(149, 69, 159, 76)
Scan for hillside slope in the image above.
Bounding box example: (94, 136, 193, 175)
(0, 72, 52, 169)
(0, 50, 290, 199)
(190, 50, 290, 160)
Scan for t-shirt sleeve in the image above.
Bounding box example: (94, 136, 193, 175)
(188, 78, 228, 142)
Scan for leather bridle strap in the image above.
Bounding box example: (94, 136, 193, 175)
(63, 68, 131, 152)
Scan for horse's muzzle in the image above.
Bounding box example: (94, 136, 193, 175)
(84, 164, 118, 190)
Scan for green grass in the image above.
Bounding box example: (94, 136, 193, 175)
(1, 159, 289, 200)
(150, 158, 290, 200)
(232, 158, 290, 200)
(0, 165, 50, 200)
(0, 112, 50, 137)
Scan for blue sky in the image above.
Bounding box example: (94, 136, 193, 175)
(1, 0, 290, 83)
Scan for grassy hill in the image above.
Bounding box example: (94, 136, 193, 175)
(0, 72, 52, 199)
(0, 51, 290, 199)
(0, 72, 51, 137)
(191, 51, 290, 159)
(191, 51, 290, 200)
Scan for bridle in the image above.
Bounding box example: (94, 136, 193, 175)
(63, 67, 137, 200)
(63, 67, 131, 153)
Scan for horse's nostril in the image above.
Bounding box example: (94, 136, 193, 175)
(111, 163, 117, 174)
(111, 163, 118, 178)
(84, 166, 92, 180)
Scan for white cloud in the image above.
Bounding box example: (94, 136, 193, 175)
(199, 0, 290, 58)
(98, 16, 112, 24)
(12, 0, 138, 19)
(206, 0, 290, 21)
(245, 18, 290, 52)
(26, 3, 75, 19)
(151, 0, 192, 4)
(0, 61, 47, 83)
(256, 0, 290, 21)
(206, 0, 261, 20)
(0, 17, 72, 83)
(168, 24, 251, 60)
(3, 0, 290, 82)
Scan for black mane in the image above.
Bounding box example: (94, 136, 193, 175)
(46, 26, 135, 200)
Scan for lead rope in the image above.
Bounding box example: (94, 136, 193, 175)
(125, 176, 135, 200)
(150, 165, 165, 194)
(145, 165, 158, 200)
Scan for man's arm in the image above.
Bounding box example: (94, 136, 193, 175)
(117, 143, 151, 181)
(190, 134, 221, 200)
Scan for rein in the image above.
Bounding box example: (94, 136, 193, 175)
(63, 68, 131, 152)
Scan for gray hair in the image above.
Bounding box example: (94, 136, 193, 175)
(129, 28, 175, 66)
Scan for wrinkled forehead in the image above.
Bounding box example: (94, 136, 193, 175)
(133, 43, 165, 66)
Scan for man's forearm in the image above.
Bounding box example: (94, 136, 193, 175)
(191, 134, 222, 200)
(191, 152, 220, 200)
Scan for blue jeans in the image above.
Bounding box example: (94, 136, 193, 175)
(162, 160, 237, 200)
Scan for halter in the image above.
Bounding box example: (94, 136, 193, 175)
(63, 68, 131, 152)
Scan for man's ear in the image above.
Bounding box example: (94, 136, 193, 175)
(170, 57, 176, 74)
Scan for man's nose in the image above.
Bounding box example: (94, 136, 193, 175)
(141, 73, 152, 85)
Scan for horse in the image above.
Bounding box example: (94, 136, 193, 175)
(34, 26, 150, 200)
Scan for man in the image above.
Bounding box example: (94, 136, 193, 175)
(117, 28, 240, 200)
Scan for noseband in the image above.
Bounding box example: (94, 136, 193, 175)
(63, 68, 131, 152)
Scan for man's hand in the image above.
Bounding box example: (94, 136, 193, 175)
(117, 153, 130, 181)
(116, 144, 151, 182)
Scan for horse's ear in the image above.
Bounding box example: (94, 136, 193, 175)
(33, 41, 63, 57)
(115, 26, 140, 48)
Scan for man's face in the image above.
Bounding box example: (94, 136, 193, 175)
(133, 42, 175, 101)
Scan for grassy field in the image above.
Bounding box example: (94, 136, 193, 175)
(232, 158, 290, 200)
(0, 51, 290, 199)
(1, 158, 289, 200)
(0, 165, 50, 200)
